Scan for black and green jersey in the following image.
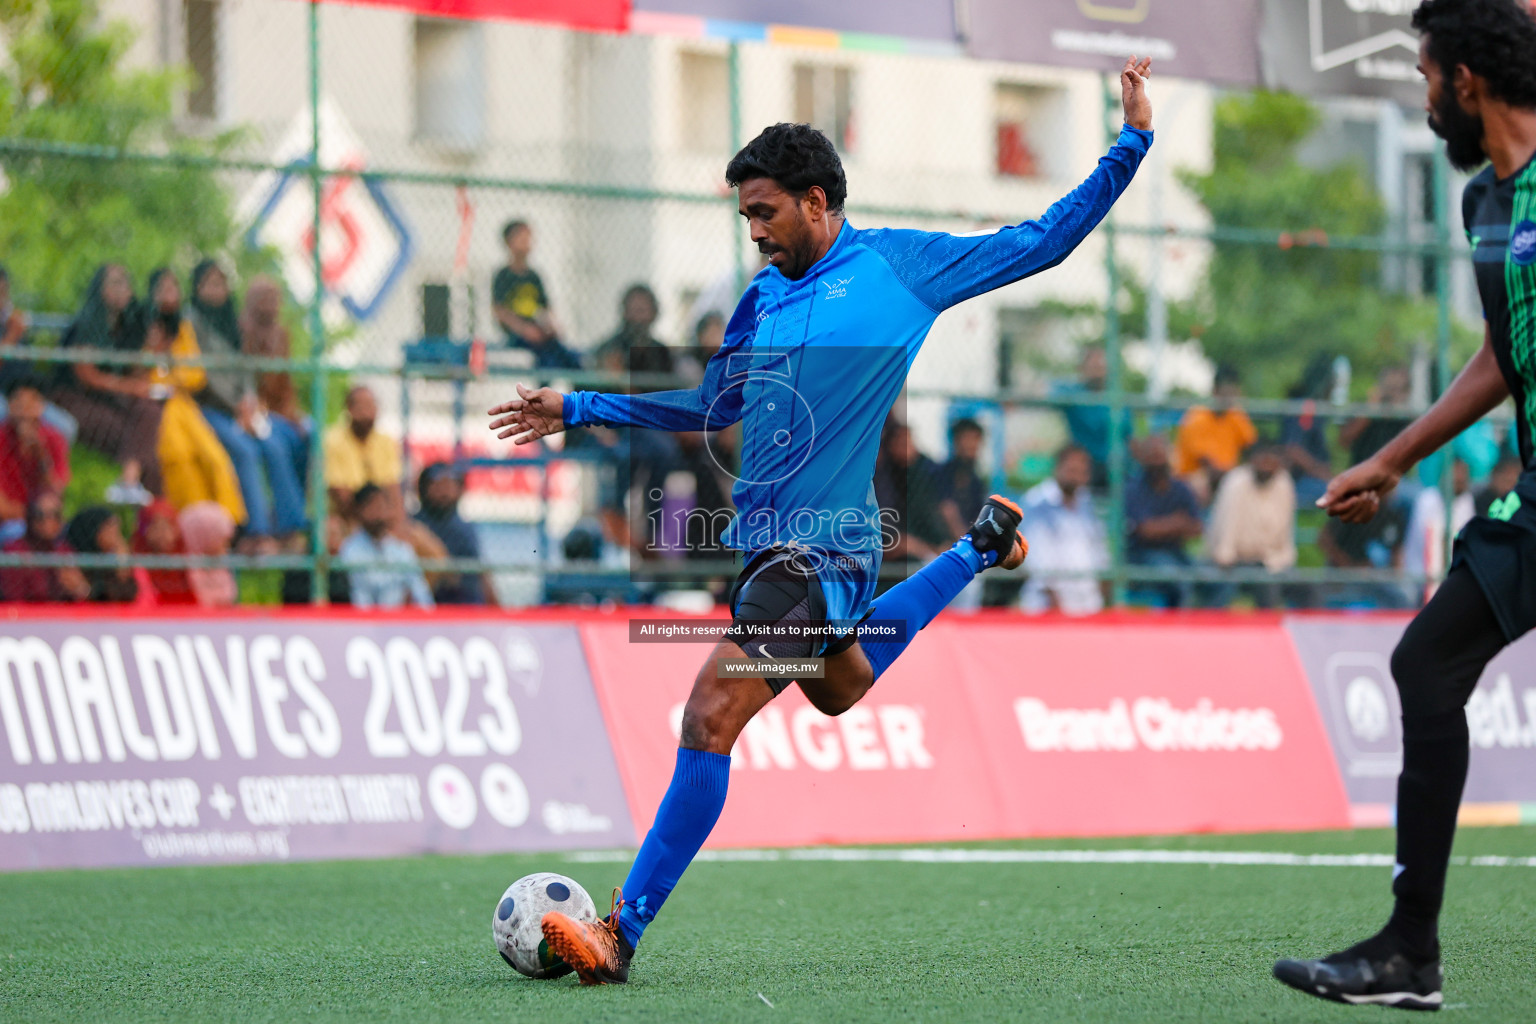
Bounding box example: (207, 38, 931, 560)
(1464, 153, 1536, 469)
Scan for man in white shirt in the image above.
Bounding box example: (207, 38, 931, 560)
(1206, 442, 1296, 608)
(1019, 444, 1108, 615)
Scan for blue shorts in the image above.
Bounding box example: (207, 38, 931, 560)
(722, 546, 880, 693)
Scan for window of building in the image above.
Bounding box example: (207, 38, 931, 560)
(994, 83, 1070, 180)
(678, 51, 730, 154)
(996, 306, 1087, 391)
(1405, 152, 1439, 297)
(793, 64, 856, 154)
(184, 0, 219, 119)
(413, 18, 486, 151)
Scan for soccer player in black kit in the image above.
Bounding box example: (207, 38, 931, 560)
(1273, 0, 1536, 1011)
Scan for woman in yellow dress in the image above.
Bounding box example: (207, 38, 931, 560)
(143, 268, 246, 528)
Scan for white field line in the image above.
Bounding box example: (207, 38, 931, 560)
(565, 848, 1536, 868)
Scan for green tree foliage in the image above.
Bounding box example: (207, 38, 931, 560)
(1180, 91, 1444, 396)
(0, 0, 241, 312)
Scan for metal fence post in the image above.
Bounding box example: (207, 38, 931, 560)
(728, 40, 746, 296)
(306, 0, 329, 604)
(1102, 73, 1127, 608)
(1432, 142, 1455, 577)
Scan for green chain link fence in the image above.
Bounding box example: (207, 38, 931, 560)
(0, 0, 1490, 610)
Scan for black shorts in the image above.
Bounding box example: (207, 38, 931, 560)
(722, 548, 860, 695)
(1452, 467, 1536, 642)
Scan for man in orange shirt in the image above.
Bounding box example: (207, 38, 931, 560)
(1175, 364, 1258, 501)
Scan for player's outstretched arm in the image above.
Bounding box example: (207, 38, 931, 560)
(880, 57, 1153, 312)
(494, 286, 758, 440)
(1319, 326, 1508, 523)
(489, 358, 747, 442)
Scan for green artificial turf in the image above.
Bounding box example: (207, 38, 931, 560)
(2, 827, 1534, 1023)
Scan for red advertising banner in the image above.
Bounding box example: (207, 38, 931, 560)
(949, 618, 1350, 837)
(581, 615, 1350, 846)
(322, 0, 629, 31)
(0, 617, 634, 871)
(581, 620, 1010, 847)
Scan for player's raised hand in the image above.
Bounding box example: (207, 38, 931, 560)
(488, 383, 566, 445)
(1317, 456, 1400, 524)
(1120, 55, 1153, 131)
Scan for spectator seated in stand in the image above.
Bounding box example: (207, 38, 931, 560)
(0, 378, 70, 542)
(242, 275, 310, 453)
(1280, 354, 1337, 507)
(339, 483, 434, 610)
(187, 259, 308, 548)
(180, 501, 238, 608)
(0, 264, 27, 351)
(492, 219, 581, 369)
(66, 506, 152, 605)
(588, 284, 683, 555)
(133, 499, 195, 605)
(594, 284, 675, 377)
(0, 492, 88, 603)
(1124, 434, 1203, 608)
(1401, 459, 1474, 606)
(142, 302, 248, 531)
(50, 264, 162, 504)
(281, 514, 352, 606)
(1205, 441, 1296, 609)
(1340, 363, 1414, 468)
(934, 418, 990, 546)
(932, 417, 990, 611)
(1319, 498, 1409, 610)
(1020, 443, 1109, 615)
(872, 418, 949, 569)
(1175, 364, 1258, 505)
(676, 310, 725, 387)
(415, 462, 495, 606)
(0, 266, 77, 442)
(324, 385, 402, 522)
(1051, 345, 1124, 488)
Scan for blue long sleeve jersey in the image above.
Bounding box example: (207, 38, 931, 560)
(566, 125, 1152, 563)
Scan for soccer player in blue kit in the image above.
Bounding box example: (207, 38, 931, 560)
(488, 55, 1156, 985)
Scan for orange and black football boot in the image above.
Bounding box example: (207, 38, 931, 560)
(541, 887, 634, 985)
(963, 494, 1029, 570)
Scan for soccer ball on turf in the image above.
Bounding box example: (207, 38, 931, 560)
(492, 872, 598, 978)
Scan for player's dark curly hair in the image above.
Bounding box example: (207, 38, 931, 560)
(1412, 0, 1536, 107)
(725, 123, 847, 213)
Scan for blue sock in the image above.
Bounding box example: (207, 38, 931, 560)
(859, 541, 984, 681)
(616, 746, 730, 949)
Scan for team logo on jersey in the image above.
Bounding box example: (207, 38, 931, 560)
(1511, 220, 1536, 267)
(1490, 492, 1523, 523)
(822, 276, 854, 300)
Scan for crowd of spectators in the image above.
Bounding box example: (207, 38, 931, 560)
(869, 343, 1519, 615)
(488, 220, 739, 577)
(0, 258, 498, 610)
(1029, 349, 1522, 612)
(0, 215, 1518, 613)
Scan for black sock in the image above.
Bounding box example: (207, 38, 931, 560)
(1386, 709, 1469, 961)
